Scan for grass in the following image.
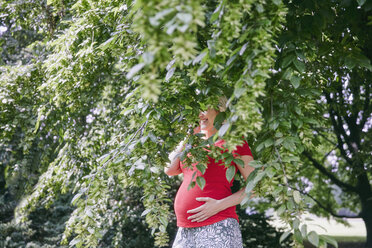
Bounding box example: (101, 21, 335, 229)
(304, 236, 366, 248)
(330, 236, 366, 243)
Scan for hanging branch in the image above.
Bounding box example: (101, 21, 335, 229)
(283, 184, 361, 219)
(302, 150, 358, 194)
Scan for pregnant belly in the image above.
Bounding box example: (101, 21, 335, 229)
(174, 181, 232, 223)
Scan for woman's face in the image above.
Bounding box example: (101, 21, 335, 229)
(199, 108, 219, 131)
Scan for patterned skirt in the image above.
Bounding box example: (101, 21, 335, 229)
(172, 218, 243, 248)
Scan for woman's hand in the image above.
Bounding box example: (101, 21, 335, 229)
(186, 197, 223, 222)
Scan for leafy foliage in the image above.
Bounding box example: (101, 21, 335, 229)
(0, 0, 371, 247)
(0, 181, 290, 248)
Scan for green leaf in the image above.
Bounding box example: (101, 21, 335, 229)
(294, 228, 303, 243)
(293, 59, 305, 73)
(344, 56, 356, 69)
(293, 190, 301, 204)
(165, 67, 175, 81)
(197, 63, 208, 76)
(218, 122, 230, 137)
(226, 54, 237, 66)
(301, 224, 307, 237)
(34, 113, 42, 133)
(265, 167, 275, 178)
(71, 192, 83, 205)
(282, 54, 295, 68)
(275, 132, 283, 138)
(248, 160, 263, 168)
(293, 218, 300, 229)
(176, 13, 192, 23)
(245, 170, 266, 192)
(239, 42, 248, 56)
(159, 215, 168, 227)
(196, 176, 206, 190)
(290, 75, 301, 89)
(240, 192, 251, 207)
(196, 164, 207, 174)
(210, 3, 222, 23)
(141, 208, 152, 216)
(225, 156, 234, 165)
(354, 53, 372, 71)
(193, 52, 207, 65)
(308, 231, 319, 247)
(272, 0, 282, 6)
(255, 142, 264, 152)
(225, 165, 236, 182)
(283, 137, 295, 151)
(214, 112, 226, 130)
(282, 68, 292, 79)
(287, 198, 295, 210)
(320, 235, 338, 248)
(234, 86, 246, 98)
(234, 159, 244, 167)
(148, 132, 157, 142)
(126, 63, 145, 79)
(280, 231, 291, 243)
(143, 52, 154, 64)
(99, 36, 117, 51)
(357, 0, 366, 6)
(98, 153, 110, 164)
(188, 181, 196, 190)
(85, 208, 93, 218)
(277, 204, 286, 215)
(207, 40, 216, 58)
(149, 8, 173, 26)
(159, 225, 166, 233)
(256, 3, 264, 13)
(69, 238, 81, 246)
(264, 138, 274, 148)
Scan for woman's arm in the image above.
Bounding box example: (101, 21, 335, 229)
(165, 126, 201, 176)
(187, 155, 254, 222)
(164, 153, 182, 176)
(164, 141, 185, 176)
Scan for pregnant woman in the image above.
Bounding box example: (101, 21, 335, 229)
(165, 99, 255, 248)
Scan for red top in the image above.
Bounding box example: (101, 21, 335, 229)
(174, 139, 253, 228)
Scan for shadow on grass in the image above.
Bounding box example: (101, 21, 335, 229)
(304, 236, 366, 248)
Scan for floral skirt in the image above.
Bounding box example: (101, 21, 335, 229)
(172, 218, 243, 248)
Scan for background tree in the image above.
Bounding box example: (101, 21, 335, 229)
(258, 1, 372, 246)
(0, 0, 371, 248)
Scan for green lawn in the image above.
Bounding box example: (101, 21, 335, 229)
(330, 236, 366, 243)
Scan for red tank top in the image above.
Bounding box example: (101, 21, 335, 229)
(174, 139, 253, 228)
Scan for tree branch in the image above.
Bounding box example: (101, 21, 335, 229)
(302, 150, 358, 194)
(344, 73, 363, 152)
(359, 78, 370, 130)
(311, 126, 338, 146)
(321, 146, 337, 164)
(324, 92, 353, 165)
(287, 184, 361, 219)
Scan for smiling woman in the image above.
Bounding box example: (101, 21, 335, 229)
(164, 98, 255, 248)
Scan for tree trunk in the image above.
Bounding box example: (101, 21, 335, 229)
(361, 198, 372, 248)
(363, 212, 372, 248)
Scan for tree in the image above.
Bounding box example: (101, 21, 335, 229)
(0, 0, 371, 247)
(263, 1, 372, 246)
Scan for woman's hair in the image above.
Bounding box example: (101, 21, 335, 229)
(218, 96, 228, 112)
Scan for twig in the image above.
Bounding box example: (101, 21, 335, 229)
(283, 184, 361, 219)
(302, 150, 358, 194)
